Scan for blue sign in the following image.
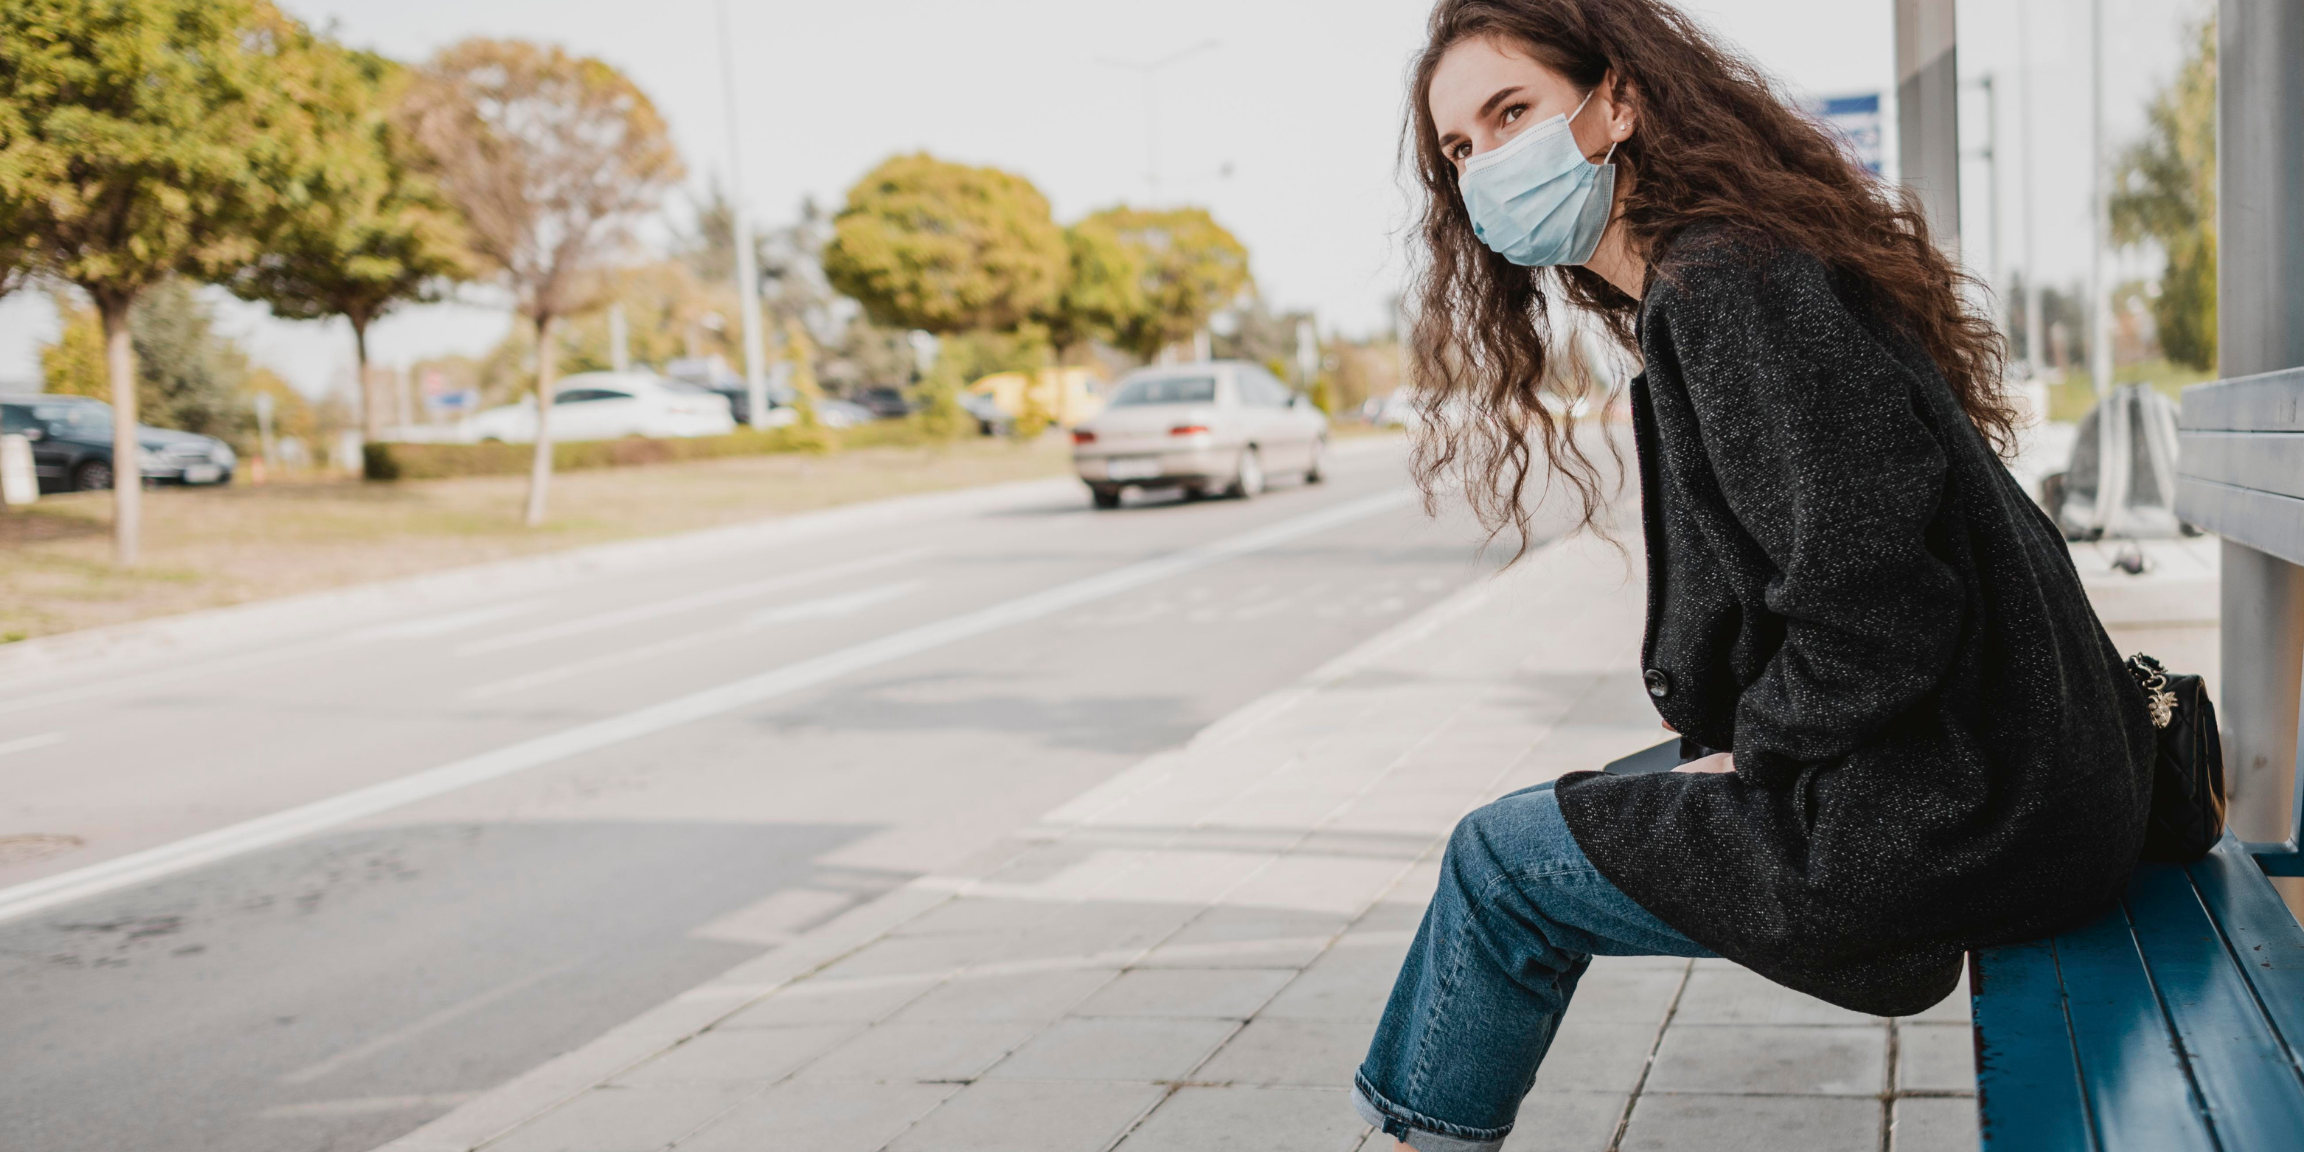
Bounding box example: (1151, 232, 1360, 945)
(1810, 93, 1884, 175)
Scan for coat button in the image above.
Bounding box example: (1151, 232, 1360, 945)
(1644, 668, 1672, 698)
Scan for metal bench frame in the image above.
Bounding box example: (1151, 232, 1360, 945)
(1971, 368, 2304, 1151)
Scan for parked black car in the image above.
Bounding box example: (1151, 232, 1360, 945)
(0, 394, 236, 492)
(852, 386, 914, 419)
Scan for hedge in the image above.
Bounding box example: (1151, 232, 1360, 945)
(363, 419, 941, 481)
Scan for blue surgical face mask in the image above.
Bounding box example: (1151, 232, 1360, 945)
(1457, 90, 1619, 267)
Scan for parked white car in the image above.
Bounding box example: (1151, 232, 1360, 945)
(460, 372, 736, 443)
(1069, 361, 1329, 509)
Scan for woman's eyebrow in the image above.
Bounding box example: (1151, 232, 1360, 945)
(1477, 85, 1527, 120)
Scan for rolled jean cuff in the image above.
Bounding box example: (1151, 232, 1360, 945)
(1351, 1071, 1507, 1152)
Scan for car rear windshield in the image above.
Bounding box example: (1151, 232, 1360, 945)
(1108, 375, 1216, 407)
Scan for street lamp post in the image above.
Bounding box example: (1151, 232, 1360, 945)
(1099, 41, 1217, 205)
(2016, 0, 2044, 378)
(717, 0, 771, 430)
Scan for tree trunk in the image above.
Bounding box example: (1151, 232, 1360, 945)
(352, 312, 378, 442)
(100, 293, 141, 567)
(523, 314, 557, 527)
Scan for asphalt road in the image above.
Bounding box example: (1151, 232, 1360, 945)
(0, 444, 1538, 1152)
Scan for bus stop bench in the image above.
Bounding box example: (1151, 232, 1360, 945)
(1970, 835, 2304, 1150)
(1969, 367, 2304, 1150)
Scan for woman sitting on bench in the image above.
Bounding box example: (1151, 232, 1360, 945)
(1353, 1, 2157, 1149)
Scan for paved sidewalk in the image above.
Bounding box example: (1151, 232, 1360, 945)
(377, 534, 1976, 1152)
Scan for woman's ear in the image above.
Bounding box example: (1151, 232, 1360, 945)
(1603, 72, 1638, 143)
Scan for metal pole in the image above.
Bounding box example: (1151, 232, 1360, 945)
(2217, 0, 2304, 844)
(717, 0, 770, 430)
(1098, 41, 1216, 207)
(2017, 0, 2044, 378)
(2089, 0, 2114, 398)
(1894, 0, 1961, 254)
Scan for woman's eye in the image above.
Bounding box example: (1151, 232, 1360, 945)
(1503, 104, 1526, 125)
(1449, 143, 1470, 162)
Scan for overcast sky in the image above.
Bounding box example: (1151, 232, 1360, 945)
(0, 0, 2210, 396)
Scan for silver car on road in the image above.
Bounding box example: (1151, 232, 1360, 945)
(1071, 362, 1330, 509)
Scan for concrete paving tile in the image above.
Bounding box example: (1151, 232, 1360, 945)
(1894, 1023, 1975, 1093)
(1904, 970, 1972, 1023)
(1529, 1020, 1658, 1095)
(1619, 1094, 1881, 1152)
(676, 1080, 959, 1152)
(1646, 1025, 1888, 1096)
(1555, 962, 1684, 1027)
(1890, 1096, 1980, 1152)
(720, 974, 932, 1027)
(798, 1020, 1043, 1082)
(990, 1016, 1241, 1081)
(614, 1024, 858, 1086)
(1347, 900, 1429, 934)
(886, 1079, 1167, 1152)
(1672, 964, 1877, 1024)
(808, 933, 1010, 982)
(890, 897, 1064, 937)
(1194, 1018, 1372, 1088)
(1075, 968, 1296, 1019)
(1117, 1085, 1366, 1152)
(1218, 855, 1408, 917)
(486, 1085, 750, 1152)
(1502, 1090, 1628, 1152)
(1258, 948, 1404, 1022)
(1138, 907, 1350, 969)
(888, 967, 1120, 1024)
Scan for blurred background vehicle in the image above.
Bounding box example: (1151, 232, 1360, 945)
(1068, 361, 1327, 509)
(967, 367, 1108, 429)
(0, 393, 235, 492)
(851, 386, 913, 420)
(663, 357, 799, 428)
(958, 392, 1012, 436)
(461, 372, 736, 443)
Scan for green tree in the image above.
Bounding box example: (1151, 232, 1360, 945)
(822, 153, 1067, 336)
(0, 0, 331, 563)
(1038, 220, 1144, 365)
(1079, 206, 1252, 361)
(401, 38, 684, 526)
(2111, 17, 2216, 372)
(822, 153, 1066, 439)
(226, 46, 472, 440)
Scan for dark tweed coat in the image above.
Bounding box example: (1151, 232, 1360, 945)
(1552, 229, 2158, 1016)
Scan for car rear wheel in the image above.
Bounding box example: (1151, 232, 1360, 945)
(1305, 437, 1327, 484)
(73, 459, 113, 492)
(1090, 485, 1123, 510)
(1227, 447, 1265, 500)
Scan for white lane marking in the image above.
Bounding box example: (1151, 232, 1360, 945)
(279, 961, 577, 1085)
(342, 603, 545, 642)
(462, 582, 925, 701)
(457, 547, 930, 657)
(259, 1093, 478, 1120)
(739, 581, 921, 628)
(0, 732, 64, 757)
(0, 489, 1411, 925)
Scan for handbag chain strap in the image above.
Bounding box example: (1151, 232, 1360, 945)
(2126, 652, 2177, 730)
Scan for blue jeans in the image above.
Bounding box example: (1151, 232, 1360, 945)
(1353, 781, 1715, 1152)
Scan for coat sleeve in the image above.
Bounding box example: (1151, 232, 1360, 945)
(1653, 250, 1964, 788)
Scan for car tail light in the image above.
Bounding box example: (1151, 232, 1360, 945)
(1071, 430, 1096, 444)
(1169, 424, 1211, 437)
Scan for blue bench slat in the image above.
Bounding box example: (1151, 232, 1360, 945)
(2190, 839, 2304, 1065)
(2126, 862, 2304, 1149)
(2053, 900, 2220, 1151)
(1971, 941, 2098, 1151)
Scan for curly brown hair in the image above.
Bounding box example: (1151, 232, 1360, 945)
(1405, 0, 2012, 552)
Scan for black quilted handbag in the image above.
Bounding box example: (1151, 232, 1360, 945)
(2127, 653, 2228, 863)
